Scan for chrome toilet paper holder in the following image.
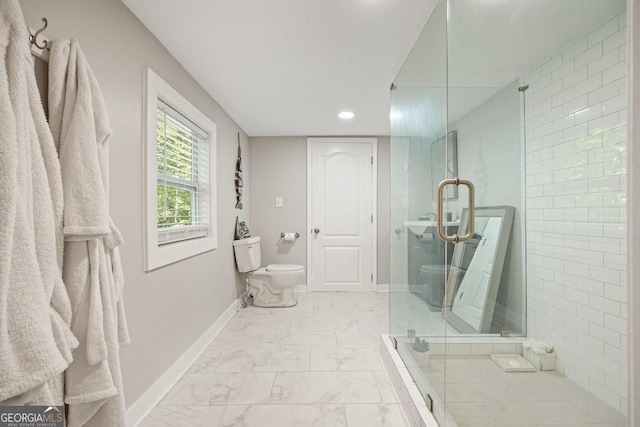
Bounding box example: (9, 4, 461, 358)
(280, 232, 300, 238)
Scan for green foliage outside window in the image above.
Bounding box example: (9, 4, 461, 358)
(157, 185, 193, 227)
(156, 111, 199, 228)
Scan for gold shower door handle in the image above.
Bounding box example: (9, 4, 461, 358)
(436, 178, 475, 243)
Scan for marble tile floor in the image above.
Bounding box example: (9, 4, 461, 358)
(390, 291, 460, 337)
(141, 292, 409, 427)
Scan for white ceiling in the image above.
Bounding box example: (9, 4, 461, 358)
(122, 0, 625, 138)
(121, 0, 439, 137)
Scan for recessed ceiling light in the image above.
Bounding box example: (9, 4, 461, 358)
(338, 111, 355, 119)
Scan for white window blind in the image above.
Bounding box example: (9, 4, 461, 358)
(156, 98, 210, 245)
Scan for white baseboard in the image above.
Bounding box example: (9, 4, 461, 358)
(125, 297, 241, 426)
(376, 283, 390, 292)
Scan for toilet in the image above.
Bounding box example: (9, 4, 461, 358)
(232, 236, 305, 307)
(419, 264, 466, 311)
(419, 264, 449, 311)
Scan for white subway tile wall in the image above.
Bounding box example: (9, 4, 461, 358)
(523, 12, 627, 413)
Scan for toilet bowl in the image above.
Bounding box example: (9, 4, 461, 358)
(419, 264, 463, 311)
(248, 264, 304, 307)
(419, 264, 448, 311)
(233, 237, 305, 308)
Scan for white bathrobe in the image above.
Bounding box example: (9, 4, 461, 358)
(0, 0, 77, 405)
(48, 39, 130, 426)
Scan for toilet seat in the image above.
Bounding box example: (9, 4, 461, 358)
(265, 264, 304, 272)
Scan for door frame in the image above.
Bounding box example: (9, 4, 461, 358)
(306, 137, 378, 292)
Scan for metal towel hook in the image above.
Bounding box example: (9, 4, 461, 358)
(29, 18, 49, 50)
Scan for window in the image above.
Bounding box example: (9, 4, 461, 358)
(146, 69, 217, 270)
(156, 100, 210, 244)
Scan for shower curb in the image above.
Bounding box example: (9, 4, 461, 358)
(380, 334, 440, 427)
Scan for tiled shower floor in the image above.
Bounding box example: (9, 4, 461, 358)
(417, 354, 627, 427)
(141, 292, 409, 427)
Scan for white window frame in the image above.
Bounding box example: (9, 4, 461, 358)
(145, 68, 217, 271)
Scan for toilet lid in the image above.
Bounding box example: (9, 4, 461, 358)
(266, 264, 304, 272)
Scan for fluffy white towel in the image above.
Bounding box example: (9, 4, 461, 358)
(48, 38, 129, 426)
(532, 342, 553, 354)
(61, 242, 119, 412)
(523, 338, 553, 354)
(0, 0, 77, 404)
(48, 41, 111, 238)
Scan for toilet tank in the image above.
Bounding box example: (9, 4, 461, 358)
(232, 236, 262, 272)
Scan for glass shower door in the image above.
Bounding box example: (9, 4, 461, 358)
(442, 31, 527, 427)
(389, 1, 525, 424)
(389, 0, 453, 423)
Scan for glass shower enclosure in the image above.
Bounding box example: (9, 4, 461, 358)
(389, 1, 628, 425)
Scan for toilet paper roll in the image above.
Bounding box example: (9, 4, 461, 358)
(283, 232, 296, 242)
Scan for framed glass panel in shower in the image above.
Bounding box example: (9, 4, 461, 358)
(443, 0, 629, 426)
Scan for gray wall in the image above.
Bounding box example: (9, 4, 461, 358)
(21, 0, 250, 406)
(248, 137, 307, 270)
(249, 136, 391, 285)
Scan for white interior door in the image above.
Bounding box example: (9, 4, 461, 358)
(308, 138, 376, 292)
